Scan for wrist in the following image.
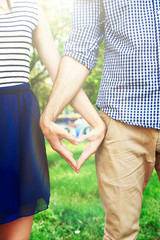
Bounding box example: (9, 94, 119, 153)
(41, 105, 57, 122)
(39, 113, 53, 135)
(91, 117, 107, 131)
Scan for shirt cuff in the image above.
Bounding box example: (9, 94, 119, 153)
(62, 50, 97, 73)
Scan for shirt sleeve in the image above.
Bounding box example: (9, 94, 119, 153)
(62, 0, 105, 72)
(30, 0, 39, 32)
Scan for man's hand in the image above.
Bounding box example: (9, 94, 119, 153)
(76, 123, 107, 172)
(40, 116, 78, 172)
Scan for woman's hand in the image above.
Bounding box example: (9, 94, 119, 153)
(40, 115, 78, 172)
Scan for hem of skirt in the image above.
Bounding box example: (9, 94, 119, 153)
(0, 203, 50, 225)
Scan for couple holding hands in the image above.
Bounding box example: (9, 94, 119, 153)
(0, 0, 159, 240)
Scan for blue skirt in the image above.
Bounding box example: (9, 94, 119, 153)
(0, 83, 50, 224)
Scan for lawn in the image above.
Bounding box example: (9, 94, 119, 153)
(30, 142, 160, 240)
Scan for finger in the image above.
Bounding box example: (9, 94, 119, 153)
(62, 130, 79, 145)
(76, 143, 94, 172)
(77, 133, 90, 143)
(59, 151, 77, 172)
(59, 151, 77, 171)
(58, 143, 79, 173)
(49, 122, 79, 145)
(58, 145, 77, 169)
(61, 142, 74, 158)
(48, 139, 77, 172)
(77, 130, 94, 143)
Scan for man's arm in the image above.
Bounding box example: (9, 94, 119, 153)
(40, 56, 89, 122)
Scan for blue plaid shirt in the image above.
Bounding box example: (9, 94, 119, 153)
(63, 0, 160, 129)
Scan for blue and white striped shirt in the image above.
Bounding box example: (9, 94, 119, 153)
(0, 0, 38, 87)
(63, 0, 160, 129)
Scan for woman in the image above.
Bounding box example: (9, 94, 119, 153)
(0, 0, 60, 239)
(0, 0, 106, 239)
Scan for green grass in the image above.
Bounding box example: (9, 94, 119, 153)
(30, 142, 160, 240)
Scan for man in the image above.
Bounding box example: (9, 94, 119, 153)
(40, 0, 160, 239)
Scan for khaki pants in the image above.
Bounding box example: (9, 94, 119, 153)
(95, 110, 160, 240)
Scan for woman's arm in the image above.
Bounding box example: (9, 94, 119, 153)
(32, 5, 106, 172)
(32, 5, 78, 172)
(32, 5, 60, 82)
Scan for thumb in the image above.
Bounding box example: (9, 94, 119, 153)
(77, 134, 88, 143)
(78, 131, 92, 143)
(63, 130, 79, 145)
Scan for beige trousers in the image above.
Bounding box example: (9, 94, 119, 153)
(95, 110, 160, 240)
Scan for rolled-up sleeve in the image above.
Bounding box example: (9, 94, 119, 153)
(62, 0, 105, 72)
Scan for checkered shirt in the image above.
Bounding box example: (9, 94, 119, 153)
(63, 0, 160, 129)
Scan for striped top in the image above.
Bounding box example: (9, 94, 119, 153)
(63, 0, 160, 129)
(0, 0, 38, 87)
